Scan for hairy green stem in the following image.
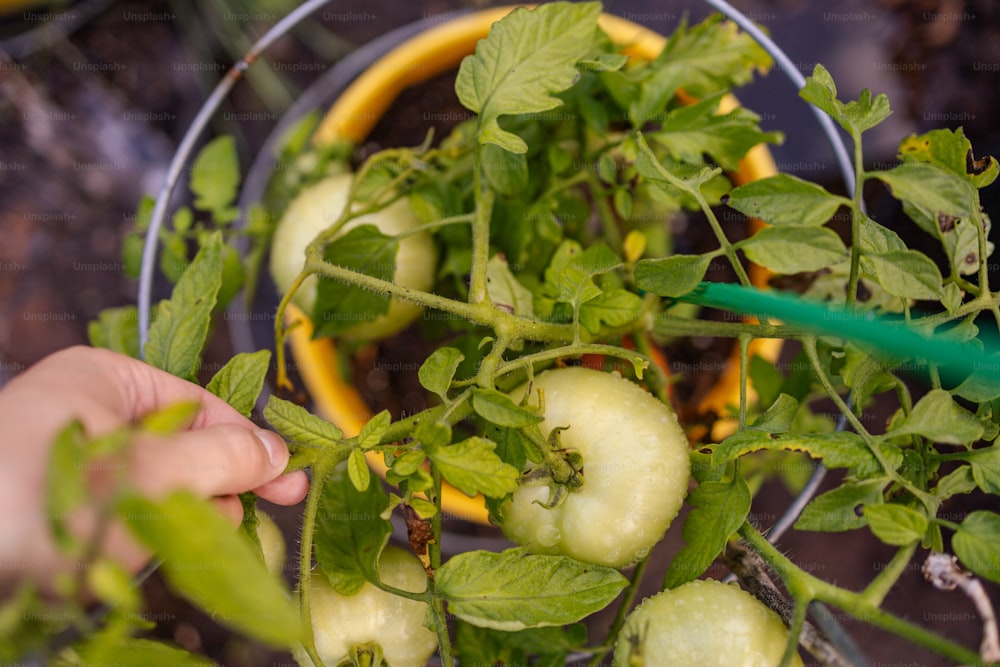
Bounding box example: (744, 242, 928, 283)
(298, 455, 337, 667)
(847, 130, 865, 306)
(586, 555, 652, 667)
(469, 145, 495, 306)
(861, 542, 918, 607)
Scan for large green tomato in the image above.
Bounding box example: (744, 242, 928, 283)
(613, 579, 805, 666)
(295, 546, 438, 667)
(499, 367, 690, 568)
(269, 173, 437, 341)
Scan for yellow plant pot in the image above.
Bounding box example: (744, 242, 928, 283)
(284, 6, 781, 525)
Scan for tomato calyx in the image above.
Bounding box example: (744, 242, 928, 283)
(337, 642, 387, 667)
(521, 425, 585, 510)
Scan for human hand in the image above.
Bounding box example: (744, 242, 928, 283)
(0, 345, 308, 589)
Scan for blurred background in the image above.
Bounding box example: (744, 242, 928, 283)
(0, 0, 998, 665)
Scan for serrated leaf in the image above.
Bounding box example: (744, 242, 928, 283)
(892, 389, 983, 445)
(873, 162, 978, 230)
(414, 419, 452, 449)
(578, 288, 642, 335)
(739, 226, 848, 274)
(456, 2, 601, 153)
(453, 620, 587, 667)
(88, 306, 140, 359)
(436, 548, 627, 630)
(795, 479, 888, 532)
(191, 136, 240, 221)
(899, 127, 998, 189)
(427, 436, 519, 498)
(968, 447, 1000, 494)
(472, 388, 543, 428)
(483, 143, 530, 195)
(663, 475, 750, 588)
(314, 464, 392, 595)
(144, 232, 222, 382)
(357, 409, 391, 450)
(799, 64, 891, 135)
(860, 249, 943, 300)
(347, 448, 371, 492)
(859, 215, 908, 254)
(119, 491, 300, 647)
(649, 96, 782, 170)
(487, 255, 535, 318)
(863, 503, 928, 545)
(714, 430, 885, 478)
(205, 350, 271, 418)
(418, 347, 465, 402)
(634, 255, 713, 297)
(313, 225, 398, 338)
(727, 173, 849, 227)
(952, 511, 1000, 583)
(935, 465, 978, 500)
(263, 396, 345, 451)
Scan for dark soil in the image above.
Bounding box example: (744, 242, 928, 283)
(1, 0, 999, 665)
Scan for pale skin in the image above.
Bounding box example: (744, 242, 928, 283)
(0, 345, 309, 593)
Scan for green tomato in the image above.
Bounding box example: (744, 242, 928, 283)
(255, 511, 285, 578)
(295, 546, 438, 667)
(269, 173, 437, 341)
(613, 579, 805, 667)
(499, 367, 690, 568)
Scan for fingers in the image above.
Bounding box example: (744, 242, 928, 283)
(129, 425, 290, 499)
(254, 470, 310, 506)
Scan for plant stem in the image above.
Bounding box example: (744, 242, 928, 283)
(846, 130, 865, 306)
(861, 542, 918, 607)
(585, 555, 652, 667)
(739, 523, 982, 665)
(469, 145, 495, 306)
(738, 334, 751, 428)
(297, 455, 337, 667)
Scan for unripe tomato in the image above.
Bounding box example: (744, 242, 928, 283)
(614, 579, 805, 666)
(269, 173, 437, 341)
(254, 511, 286, 578)
(499, 367, 690, 568)
(295, 546, 438, 667)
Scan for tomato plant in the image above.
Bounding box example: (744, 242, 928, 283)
(15, 2, 1000, 666)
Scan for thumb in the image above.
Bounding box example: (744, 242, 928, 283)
(128, 425, 290, 500)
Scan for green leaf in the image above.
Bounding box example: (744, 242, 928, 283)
(634, 254, 712, 298)
(347, 448, 371, 492)
(578, 287, 643, 335)
(190, 135, 240, 221)
(863, 503, 928, 545)
(873, 162, 978, 230)
(649, 95, 781, 171)
(899, 127, 998, 189)
(968, 446, 1000, 494)
(952, 511, 1000, 583)
(418, 347, 466, 401)
(139, 401, 199, 435)
(119, 491, 300, 647)
(663, 475, 750, 588)
(795, 479, 888, 532)
(487, 255, 536, 318)
(859, 215, 907, 254)
(738, 226, 848, 274)
(453, 620, 587, 667)
(357, 410, 391, 450)
(313, 225, 398, 338)
(727, 174, 849, 227)
(472, 388, 543, 428)
(263, 396, 345, 451)
(455, 2, 601, 153)
(415, 419, 452, 450)
(714, 430, 886, 478)
(143, 232, 223, 381)
(84, 638, 215, 667)
(205, 350, 271, 418)
(482, 143, 529, 195)
(860, 249, 943, 300)
(799, 64, 891, 135)
(436, 548, 628, 631)
(426, 436, 520, 498)
(88, 306, 140, 359)
(314, 464, 392, 595)
(46, 420, 87, 552)
(934, 465, 978, 500)
(748, 393, 799, 433)
(892, 389, 983, 445)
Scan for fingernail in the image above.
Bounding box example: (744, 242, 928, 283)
(254, 429, 286, 468)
